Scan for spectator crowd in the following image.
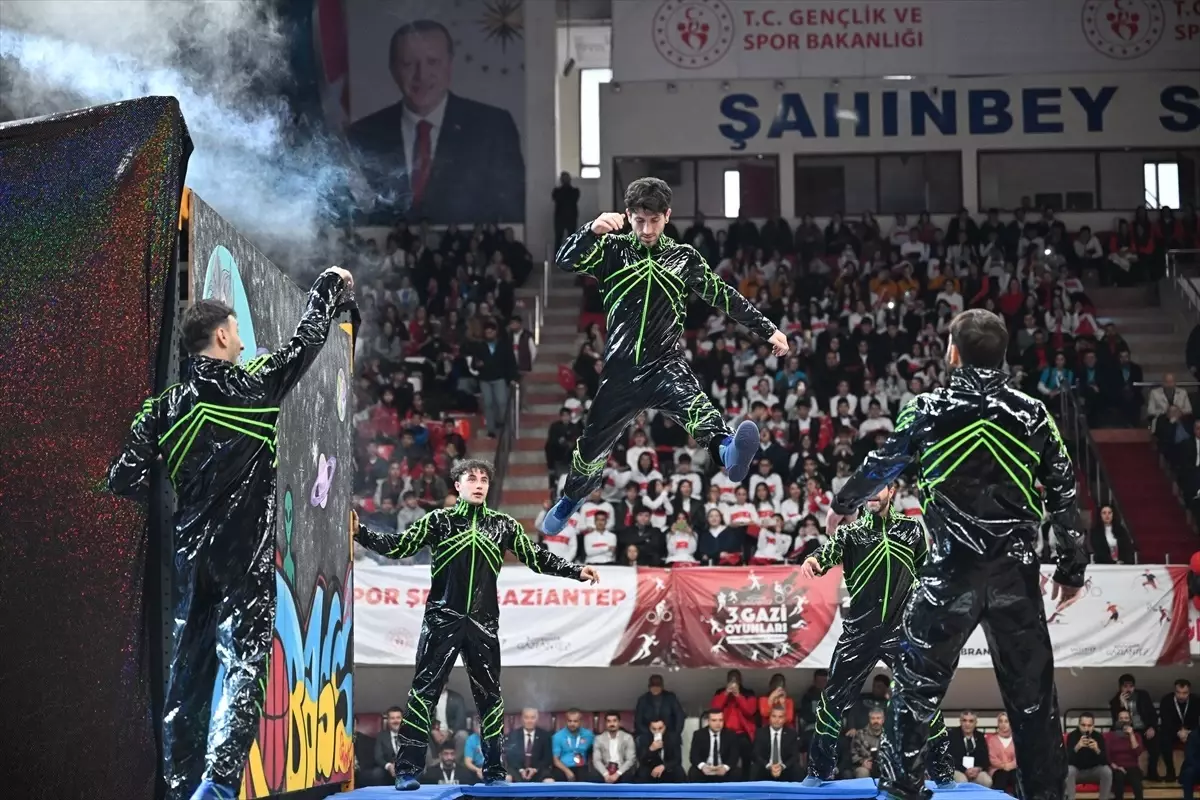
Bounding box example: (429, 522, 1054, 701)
(354, 670, 1200, 796)
(541, 202, 1200, 568)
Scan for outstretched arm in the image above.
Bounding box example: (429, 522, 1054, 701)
(505, 517, 585, 580)
(244, 268, 351, 402)
(107, 394, 163, 499)
(683, 247, 779, 343)
(809, 525, 846, 575)
(554, 218, 616, 275)
(354, 509, 437, 560)
(1036, 407, 1087, 587)
(831, 396, 930, 516)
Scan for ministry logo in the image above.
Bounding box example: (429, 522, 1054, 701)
(1081, 0, 1165, 59)
(653, 0, 735, 69)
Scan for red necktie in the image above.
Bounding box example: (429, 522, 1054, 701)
(412, 120, 432, 204)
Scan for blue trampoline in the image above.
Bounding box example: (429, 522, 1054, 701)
(338, 779, 1010, 800)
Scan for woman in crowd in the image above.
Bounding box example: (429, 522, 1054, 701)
(1089, 504, 1136, 564)
(986, 712, 1018, 794)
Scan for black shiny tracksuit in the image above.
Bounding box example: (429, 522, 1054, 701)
(108, 271, 349, 798)
(356, 500, 584, 780)
(805, 507, 953, 785)
(554, 226, 778, 501)
(830, 367, 1088, 800)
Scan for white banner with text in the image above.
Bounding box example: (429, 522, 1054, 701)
(612, 0, 1200, 82)
(355, 563, 1192, 668)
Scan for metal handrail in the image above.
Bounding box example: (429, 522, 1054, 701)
(487, 381, 521, 507)
(1057, 389, 1132, 550)
(1165, 249, 1200, 320)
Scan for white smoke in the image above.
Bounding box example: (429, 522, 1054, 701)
(0, 0, 355, 272)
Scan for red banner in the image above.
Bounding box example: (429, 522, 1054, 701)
(671, 566, 843, 668)
(612, 568, 675, 665)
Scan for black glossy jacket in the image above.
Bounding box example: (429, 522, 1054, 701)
(356, 499, 584, 618)
(812, 507, 928, 629)
(831, 367, 1087, 587)
(555, 226, 778, 368)
(107, 270, 349, 555)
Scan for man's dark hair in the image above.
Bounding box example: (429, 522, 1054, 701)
(605, 711, 622, 721)
(182, 299, 234, 355)
(451, 458, 494, 484)
(389, 19, 453, 65)
(624, 177, 672, 214)
(566, 707, 583, 715)
(948, 309, 1009, 369)
(440, 743, 457, 753)
(1118, 673, 1135, 686)
(1079, 712, 1095, 722)
(386, 705, 404, 715)
(1177, 679, 1191, 688)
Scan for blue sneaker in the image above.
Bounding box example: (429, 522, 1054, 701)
(484, 776, 509, 786)
(540, 496, 580, 535)
(188, 782, 237, 800)
(935, 779, 957, 790)
(800, 775, 824, 787)
(395, 773, 421, 790)
(720, 419, 760, 482)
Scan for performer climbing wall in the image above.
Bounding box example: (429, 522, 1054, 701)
(188, 195, 355, 797)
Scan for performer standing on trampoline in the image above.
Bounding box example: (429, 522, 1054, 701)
(108, 266, 354, 800)
(824, 309, 1087, 800)
(541, 177, 789, 533)
(797, 484, 955, 788)
(354, 459, 600, 790)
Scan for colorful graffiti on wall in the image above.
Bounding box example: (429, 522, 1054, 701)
(238, 554, 354, 796)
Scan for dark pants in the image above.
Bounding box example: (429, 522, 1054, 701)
(395, 609, 505, 782)
(555, 216, 577, 249)
(686, 765, 735, 782)
(1114, 765, 1145, 800)
(1143, 730, 1170, 780)
(879, 557, 1067, 800)
(806, 621, 952, 783)
(554, 764, 602, 782)
(993, 768, 1018, 794)
(1156, 730, 1182, 780)
(1182, 761, 1198, 800)
(163, 531, 274, 799)
(360, 766, 392, 786)
(751, 762, 802, 781)
(563, 356, 729, 502)
(637, 764, 686, 783)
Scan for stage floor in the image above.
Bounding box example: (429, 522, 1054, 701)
(339, 779, 1007, 800)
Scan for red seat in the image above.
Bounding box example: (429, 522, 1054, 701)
(355, 713, 382, 737)
(619, 711, 636, 733)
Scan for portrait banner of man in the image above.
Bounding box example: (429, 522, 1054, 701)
(343, 0, 526, 225)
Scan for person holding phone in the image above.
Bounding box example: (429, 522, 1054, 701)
(1066, 713, 1113, 800)
(1105, 709, 1145, 800)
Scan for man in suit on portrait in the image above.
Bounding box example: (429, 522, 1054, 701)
(348, 19, 525, 224)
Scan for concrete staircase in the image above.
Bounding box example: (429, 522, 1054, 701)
(1088, 285, 1189, 384)
(488, 262, 583, 534)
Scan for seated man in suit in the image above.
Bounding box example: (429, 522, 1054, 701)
(752, 707, 802, 781)
(592, 710, 637, 784)
(420, 743, 476, 786)
(636, 717, 685, 783)
(505, 708, 555, 783)
(367, 707, 405, 786)
(348, 19, 525, 224)
(947, 711, 993, 788)
(687, 709, 738, 782)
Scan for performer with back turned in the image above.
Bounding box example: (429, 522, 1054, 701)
(354, 459, 600, 790)
(108, 266, 354, 800)
(797, 484, 955, 788)
(824, 309, 1087, 800)
(541, 177, 789, 534)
